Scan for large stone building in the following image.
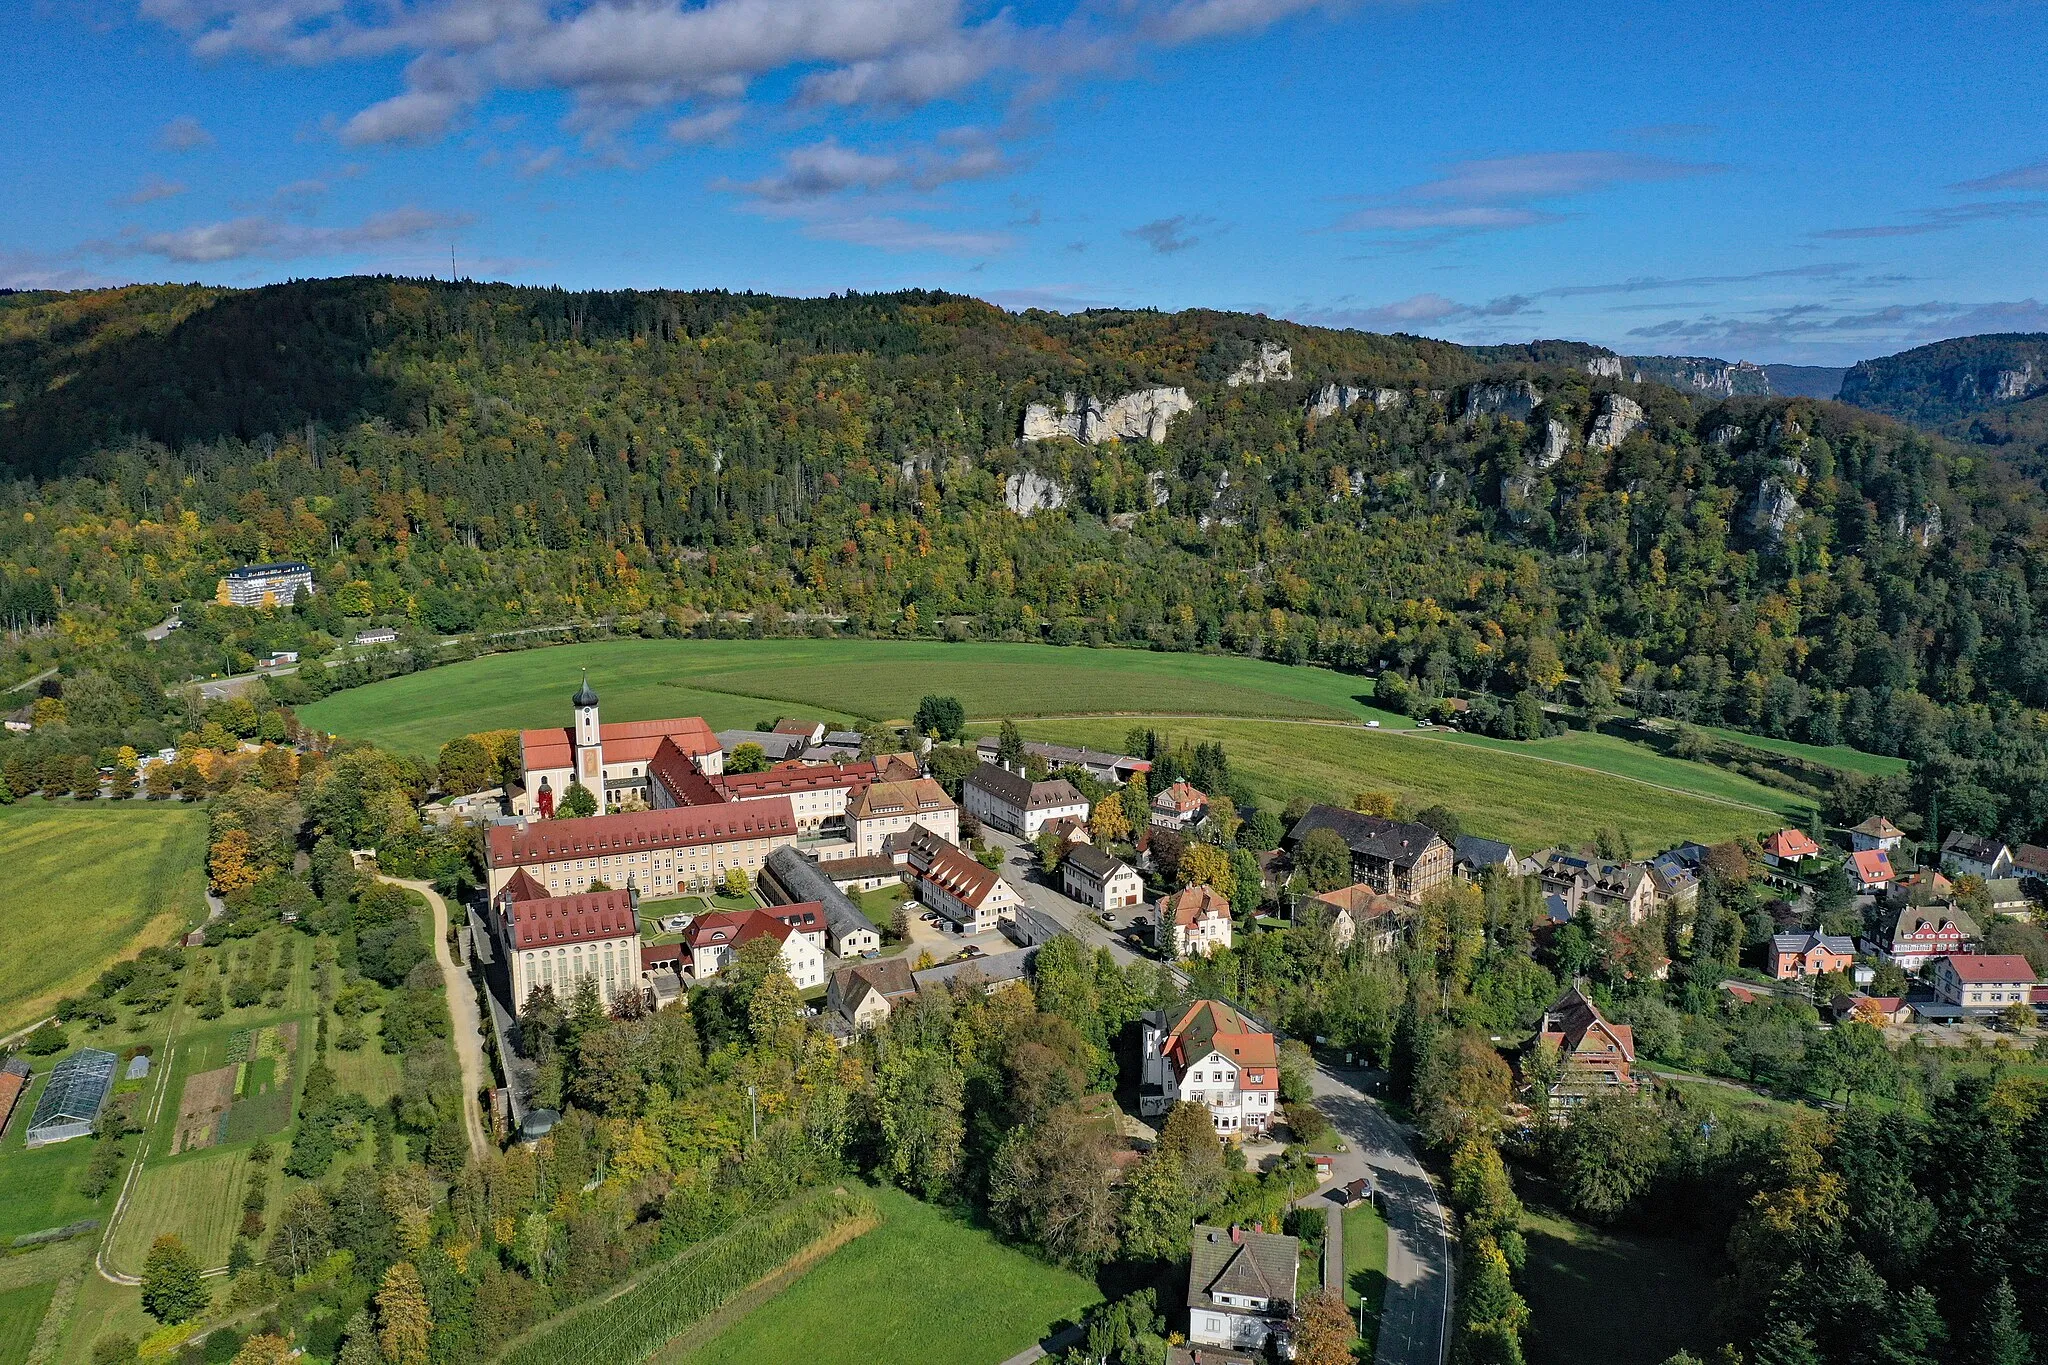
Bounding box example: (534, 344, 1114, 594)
(961, 762, 1090, 838)
(847, 777, 959, 857)
(216, 560, 315, 607)
(484, 799, 799, 901)
(1284, 805, 1453, 901)
(684, 909, 825, 990)
(490, 872, 643, 1012)
(515, 674, 724, 817)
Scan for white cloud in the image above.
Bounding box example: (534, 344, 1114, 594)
(1332, 150, 1723, 239)
(120, 176, 189, 205)
(156, 115, 214, 151)
(115, 206, 468, 263)
(1950, 157, 2048, 193)
(724, 135, 1011, 203)
(1292, 292, 1536, 330)
(668, 105, 745, 144)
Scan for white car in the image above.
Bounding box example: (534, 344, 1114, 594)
(1365, 720, 1382, 729)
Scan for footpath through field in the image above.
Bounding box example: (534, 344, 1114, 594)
(380, 876, 491, 1163)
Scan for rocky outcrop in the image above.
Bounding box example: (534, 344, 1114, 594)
(1534, 419, 1570, 469)
(1627, 356, 1773, 398)
(1749, 477, 1800, 540)
(1308, 383, 1368, 419)
(1708, 424, 1742, 447)
(1464, 379, 1542, 423)
(1587, 394, 1645, 449)
(1991, 362, 2038, 402)
(1584, 355, 1626, 380)
(1376, 388, 1406, 410)
(1225, 343, 1293, 387)
(1146, 470, 1170, 508)
(1020, 387, 1195, 445)
(1004, 470, 1066, 515)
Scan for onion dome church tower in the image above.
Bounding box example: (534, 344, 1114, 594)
(571, 670, 605, 814)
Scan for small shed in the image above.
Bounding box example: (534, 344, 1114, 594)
(1336, 1176, 1373, 1205)
(25, 1048, 117, 1147)
(1311, 1153, 1336, 1179)
(124, 1054, 152, 1081)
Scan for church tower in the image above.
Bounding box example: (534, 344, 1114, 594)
(572, 670, 605, 814)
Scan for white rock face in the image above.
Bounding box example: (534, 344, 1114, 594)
(1146, 470, 1170, 508)
(1749, 477, 1800, 540)
(1709, 424, 1742, 447)
(1004, 470, 1066, 516)
(1993, 363, 2038, 402)
(1375, 388, 1406, 410)
(1534, 419, 1571, 469)
(1584, 355, 1626, 380)
(1308, 382, 1369, 419)
(1225, 343, 1294, 387)
(1587, 394, 1645, 449)
(1464, 379, 1543, 423)
(1020, 387, 1194, 445)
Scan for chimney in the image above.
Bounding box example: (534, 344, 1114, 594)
(1230, 1224, 1243, 1244)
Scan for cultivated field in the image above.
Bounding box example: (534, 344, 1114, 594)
(0, 802, 209, 1037)
(107, 1151, 267, 1272)
(296, 638, 1399, 752)
(676, 1184, 1099, 1365)
(1026, 717, 1796, 852)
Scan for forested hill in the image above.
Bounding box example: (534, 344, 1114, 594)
(1839, 332, 2048, 453)
(7, 277, 2048, 844)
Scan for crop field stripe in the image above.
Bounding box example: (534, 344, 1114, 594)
(0, 1281, 57, 1365)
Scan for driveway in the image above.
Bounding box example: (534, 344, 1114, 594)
(980, 829, 1186, 985)
(1309, 1062, 1451, 1365)
(381, 876, 492, 1161)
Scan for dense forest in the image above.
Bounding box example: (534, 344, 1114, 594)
(8, 280, 2048, 846)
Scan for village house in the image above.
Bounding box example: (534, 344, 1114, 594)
(960, 762, 1091, 838)
(1531, 850, 1657, 926)
(1138, 1000, 1279, 1135)
(1929, 954, 2038, 1011)
(2013, 843, 2048, 885)
(1184, 1223, 1298, 1359)
(1868, 904, 1979, 971)
(846, 777, 959, 857)
(1889, 868, 1953, 907)
(1986, 878, 2030, 915)
(1150, 780, 1210, 832)
(1832, 993, 1913, 1026)
(1060, 843, 1145, 912)
(1941, 831, 2015, 881)
(1531, 986, 1638, 1115)
(490, 871, 643, 1011)
(825, 957, 918, 1034)
(757, 845, 882, 958)
(483, 799, 799, 901)
(1155, 884, 1234, 958)
(1453, 835, 1518, 878)
(1646, 850, 1701, 912)
(972, 737, 1151, 784)
(1850, 816, 1906, 854)
(685, 909, 825, 990)
(1849, 849, 1896, 894)
(916, 841, 1026, 935)
(1770, 930, 1857, 981)
(1762, 828, 1822, 868)
(1309, 883, 1407, 953)
(1284, 805, 1453, 901)
(513, 674, 724, 817)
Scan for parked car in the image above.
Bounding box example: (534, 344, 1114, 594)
(958, 944, 984, 959)
(861, 948, 881, 959)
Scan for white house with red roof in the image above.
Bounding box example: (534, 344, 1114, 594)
(1155, 884, 1234, 958)
(515, 672, 723, 817)
(1849, 848, 1895, 894)
(1140, 1000, 1279, 1135)
(1761, 828, 1821, 867)
(1929, 953, 2037, 1011)
(1150, 780, 1210, 833)
(484, 799, 799, 901)
(915, 841, 1025, 935)
(492, 870, 643, 1010)
(685, 909, 825, 990)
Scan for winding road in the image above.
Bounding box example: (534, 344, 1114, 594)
(380, 876, 492, 1162)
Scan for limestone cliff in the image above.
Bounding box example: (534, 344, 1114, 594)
(1583, 355, 1626, 380)
(1587, 394, 1645, 449)
(1224, 343, 1294, 387)
(1464, 379, 1542, 423)
(1020, 387, 1195, 445)
(1004, 469, 1066, 515)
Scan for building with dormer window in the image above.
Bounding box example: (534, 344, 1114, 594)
(1138, 1000, 1279, 1134)
(1185, 1223, 1297, 1357)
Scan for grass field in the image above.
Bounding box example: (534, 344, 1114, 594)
(0, 801, 210, 1037)
(1343, 1200, 1390, 1353)
(0, 1069, 108, 1242)
(1025, 718, 1791, 851)
(1519, 1200, 1720, 1365)
(0, 1281, 56, 1365)
(107, 1152, 265, 1273)
(1699, 726, 1911, 778)
(676, 1185, 1098, 1365)
(326, 1017, 406, 1104)
(297, 638, 1401, 753)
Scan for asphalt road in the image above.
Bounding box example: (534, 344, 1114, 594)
(981, 828, 1188, 985)
(1310, 1064, 1452, 1365)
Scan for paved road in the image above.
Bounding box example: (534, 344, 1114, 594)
(1310, 1064, 1451, 1365)
(981, 829, 1187, 986)
(383, 876, 492, 1161)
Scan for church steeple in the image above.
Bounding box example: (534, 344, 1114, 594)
(571, 671, 604, 812)
(573, 669, 599, 709)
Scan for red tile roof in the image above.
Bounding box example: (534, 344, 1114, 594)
(486, 798, 796, 869)
(650, 737, 725, 807)
(521, 716, 718, 771)
(1164, 1000, 1279, 1090)
(1159, 883, 1231, 930)
(849, 777, 955, 821)
(920, 843, 1007, 908)
(686, 909, 792, 951)
(1942, 953, 2038, 984)
(714, 761, 876, 801)
(1153, 780, 1208, 815)
(502, 889, 637, 951)
(1850, 849, 1894, 884)
(1763, 829, 1821, 859)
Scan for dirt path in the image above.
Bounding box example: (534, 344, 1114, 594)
(382, 876, 491, 1162)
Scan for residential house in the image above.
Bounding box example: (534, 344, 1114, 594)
(1850, 816, 1906, 854)
(1646, 850, 1701, 913)
(1308, 883, 1407, 953)
(2013, 843, 2048, 885)
(972, 737, 1151, 785)
(916, 842, 1025, 935)
(1987, 877, 2030, 915)
(354, 627, 398, 646)
(1041, 815, 1090, 847)
(1531, 987, 1637, 1115)
(1150, 780, 1210, 832)
(1831, 993, 1913, 1026)
(847, 778, 959, 857)
(1284, 805, 1453, 901)
(1929, 954, 2039, 1011)
(490, 870, 643, 1011)
(1849, 849, 1895, 894)
(1889, 868, 1953, 906)
(1770, 931, 1856, 981)
(825, 957, 917, 1033)
(1870, 904, 1978, 971)
(1061, 843, 1145, 912)
(1155, 884, 1233, 958)
(961, 763, 1090, 838)
(1453, 835, 1518, 878)
(1531, 851, 1657, 926)
(684, 909, 825, 990)
(1762, 828, 1822, 868)
(1942, 832, 2014, 881)
(757, 845, 882, 958)
(1002, 905, 1068, 949)
(1138, 1000, 1279, 1135)
(1185, 1224, 1298, 1358)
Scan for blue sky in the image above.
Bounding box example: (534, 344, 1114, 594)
(6, 0, 2048, 364)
